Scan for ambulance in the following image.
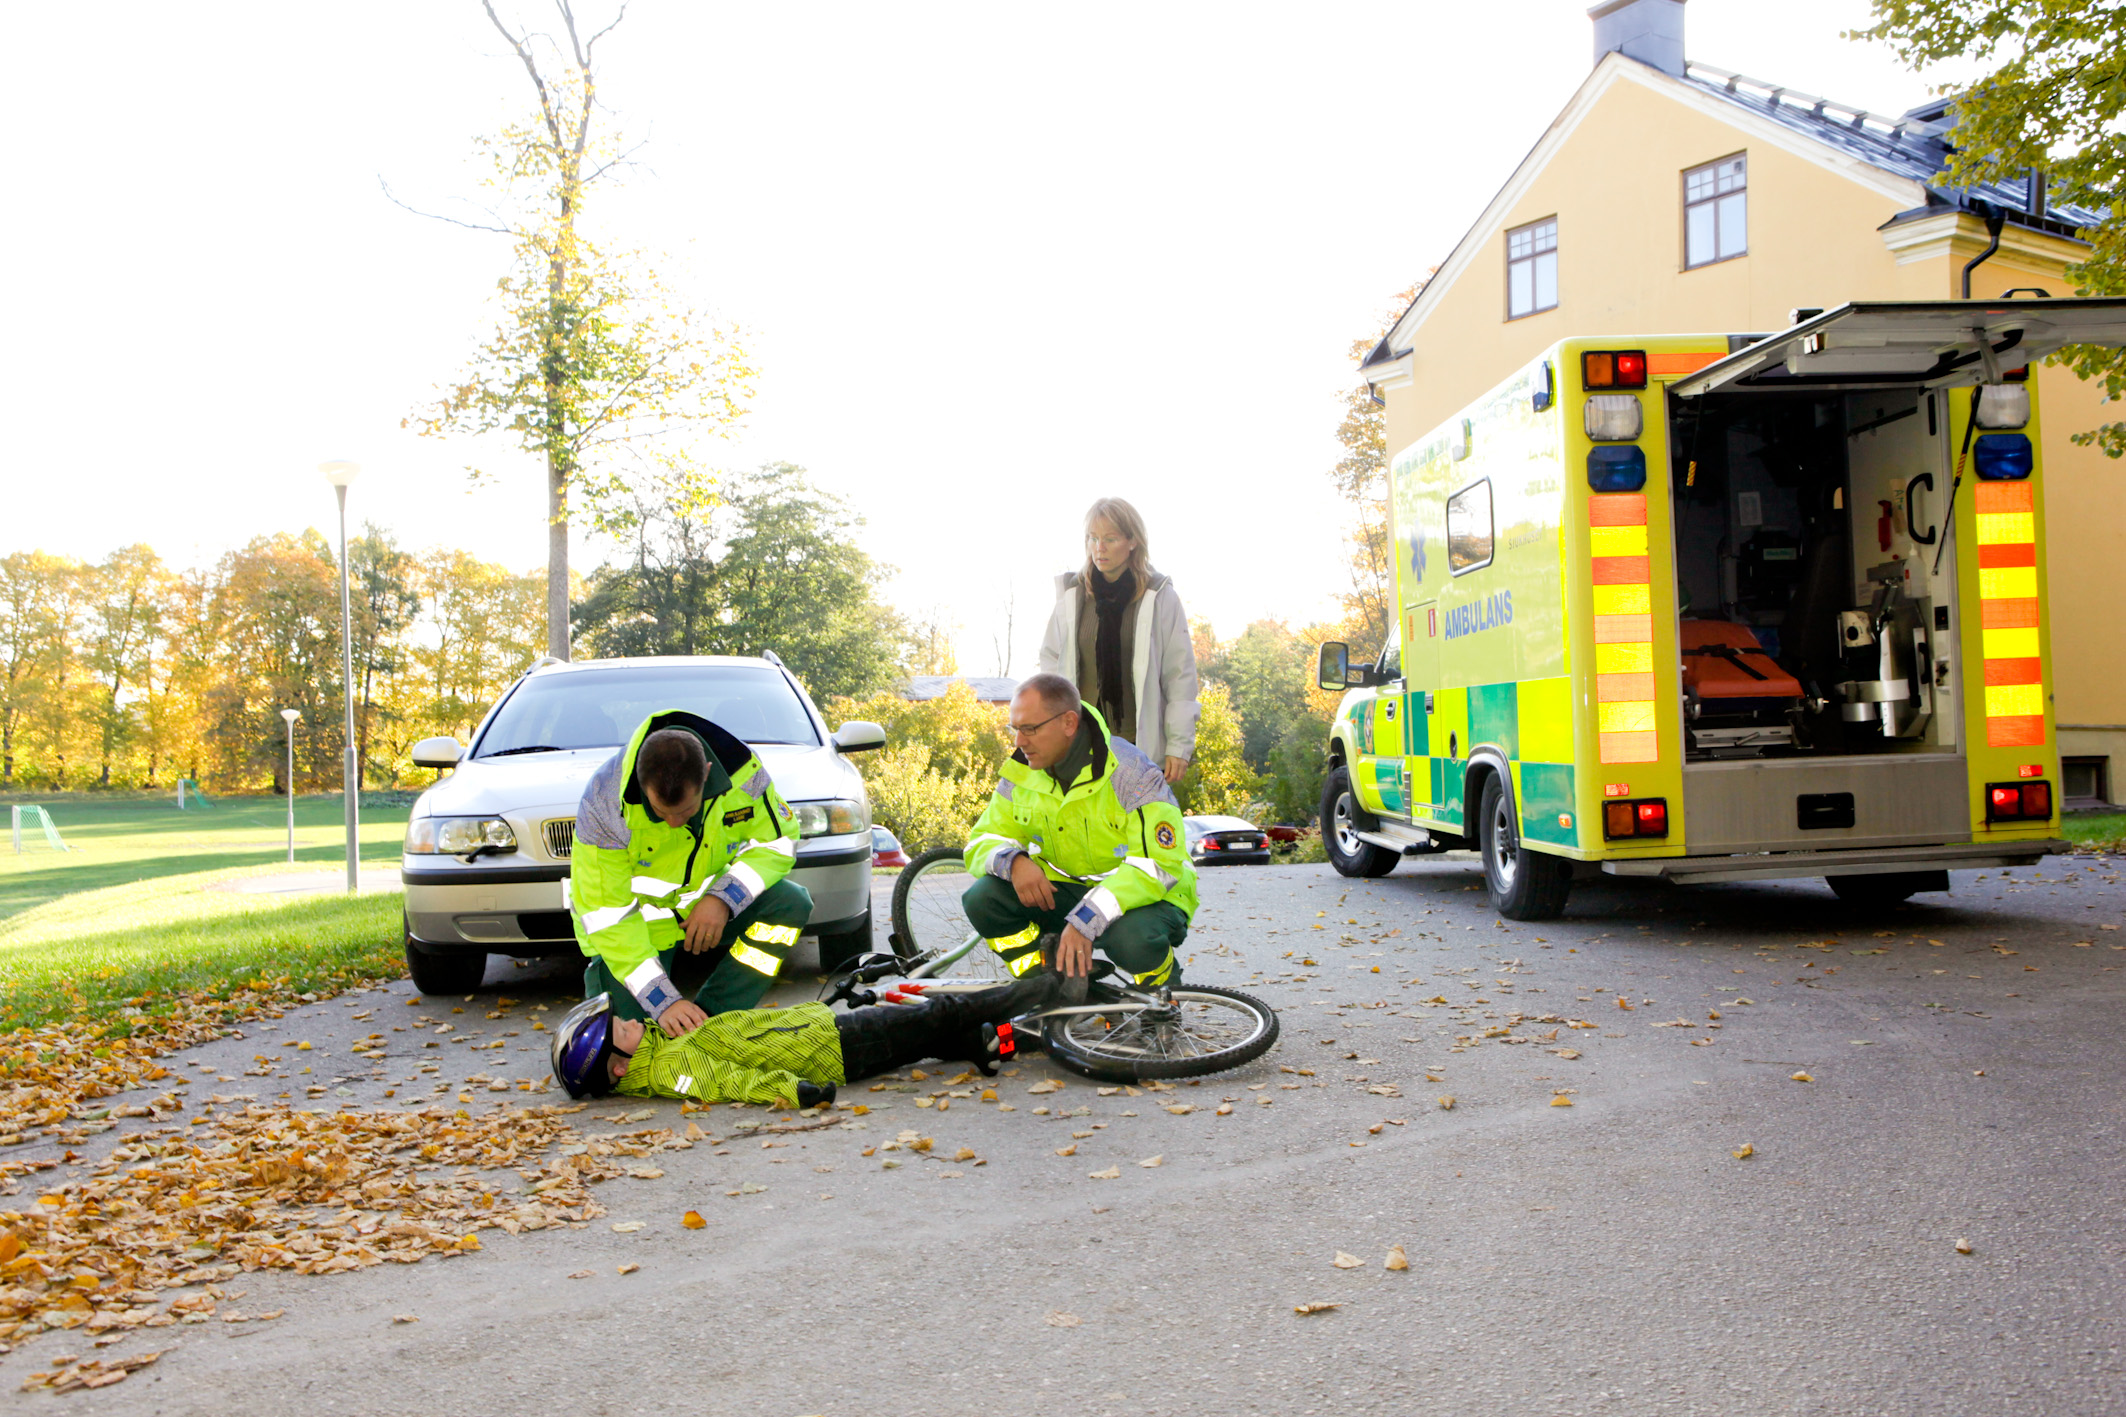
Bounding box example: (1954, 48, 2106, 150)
(1316, 299, 2126, 919)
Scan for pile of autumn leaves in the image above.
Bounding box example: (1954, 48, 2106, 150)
(0, 982, 697, 1378)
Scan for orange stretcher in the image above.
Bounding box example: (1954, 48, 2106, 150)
(1680, 620, 1803, 701)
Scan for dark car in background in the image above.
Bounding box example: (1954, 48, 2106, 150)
(1184, 815, 1271, 866)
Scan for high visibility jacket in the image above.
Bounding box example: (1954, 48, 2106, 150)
(963, 705, 1198, 940)
(613, 1002, 845, 1108)
(570, 708, 799, 1016)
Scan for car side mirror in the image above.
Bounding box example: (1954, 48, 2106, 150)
(1318, 641, 1354, 691)
(833, 720, 887, 754)
(411, 736, 464, 770)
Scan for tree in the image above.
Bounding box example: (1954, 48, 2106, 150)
(575, 463, 913, 701)
(82, 545, 171, 788)
(1855, 2, 2126, 454)
(0, 552, 71, 789)
(348, 526, 421, 787)
(826, 682, 1011, 852)
(1333, 279, 1429, 654)
(1173, 683, 1258, 817)
(404, 1, 756, 658)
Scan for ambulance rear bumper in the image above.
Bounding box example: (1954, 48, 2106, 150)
(1600, 839, 2067, 885)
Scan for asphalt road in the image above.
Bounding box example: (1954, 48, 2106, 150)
(8, 853, 2125, 1415)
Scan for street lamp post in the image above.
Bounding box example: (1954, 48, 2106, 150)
(321, 460, 362, 893)
(279, 708, 301, 864)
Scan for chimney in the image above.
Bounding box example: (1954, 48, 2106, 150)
(1590, 0, 1686, 77)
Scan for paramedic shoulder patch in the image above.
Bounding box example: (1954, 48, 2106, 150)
(722, 806, 756, 827)
(1155, 822, 1176, 850)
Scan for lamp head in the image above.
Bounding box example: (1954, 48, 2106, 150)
(319, 460, 361, 488)
(280, 709, 301, 724)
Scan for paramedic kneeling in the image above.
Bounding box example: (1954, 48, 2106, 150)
(960, 673, 1198, 985)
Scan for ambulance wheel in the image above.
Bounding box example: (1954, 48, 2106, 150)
(1478, 774, 1571, 920)
(1322, 765, 1397, 878)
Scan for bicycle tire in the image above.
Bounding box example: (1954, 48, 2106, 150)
(889, 846, 1008, 980)
(1041, 984, 1279, 1082)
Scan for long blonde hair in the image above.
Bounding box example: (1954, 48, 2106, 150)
(1081, 497, 1152, 600)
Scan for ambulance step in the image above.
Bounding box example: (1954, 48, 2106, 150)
(1600, 839, 2066, 884)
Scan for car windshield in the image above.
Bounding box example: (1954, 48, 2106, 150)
(477, 665, 819, 757)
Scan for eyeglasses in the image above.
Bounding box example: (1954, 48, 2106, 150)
(1008, 710, 1069, 740)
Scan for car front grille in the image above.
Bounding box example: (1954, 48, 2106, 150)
(543, 818, 576, 858)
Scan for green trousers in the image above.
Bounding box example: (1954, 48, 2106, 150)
(960, 875, 1186, 987)
(585, 878, 814, 1019)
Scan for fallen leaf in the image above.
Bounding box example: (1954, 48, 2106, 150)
(1293, 1302, 1342, 1315)
(1552, 1048, 1581, 1060)
(1332, 1251, 1364, 1269)
(1438, 1096, 1455, 1110)
(1027, 1079, 1062, 1095)
(393, 1314, 419, 1324)
(1046, 1310, 1082, 1328)
(1790, 1071, 1814, 1083)
(610, 1221, 646, 1233)
(1055, 1144, 1077, 1157)
(1089, 1166, 1121, 1180)
(681, 1210, 706, 1230)
(1955, 1238, 1973, 1255)
(617, 1262, 640, 1274)
(626, 1167, 664, 1179)
(1214, 1103, 1233, 1116)
(954, 1147, 977, 1161)
(1732, 1143, 1754, 1160)
(1165, 1103, 1195, 1115)
(1550, 1095, 1573, 1107)
(568, 1270, 593, 1279)
(1138, 1155, 1163, 1168)
(1385, 1245, 1409, 1271)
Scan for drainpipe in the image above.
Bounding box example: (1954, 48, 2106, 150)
(1961, 199, 2006, 299)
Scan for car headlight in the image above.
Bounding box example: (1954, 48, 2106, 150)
(791, 800, 869, 838)
(405, 817, 517, 855)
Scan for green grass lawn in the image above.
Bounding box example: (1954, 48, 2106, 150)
(0, 795, 411, 1030)
(2064, 811, 2126, 853)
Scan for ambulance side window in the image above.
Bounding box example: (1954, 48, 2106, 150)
(1377, 630, 1401, 681)
(1447, 479, 1495, 575)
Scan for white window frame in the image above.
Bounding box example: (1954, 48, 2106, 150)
(1506, 217, 1558, 320)
(1684, 154, 1748, 268)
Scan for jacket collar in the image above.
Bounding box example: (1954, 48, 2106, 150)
(1007, 703, 1115, 795)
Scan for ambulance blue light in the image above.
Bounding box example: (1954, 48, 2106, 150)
(1973, 433, 2033, 481)
(1586, 445, 1646, 492)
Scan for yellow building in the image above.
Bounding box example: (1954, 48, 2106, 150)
(1360, 0, 2120, 807)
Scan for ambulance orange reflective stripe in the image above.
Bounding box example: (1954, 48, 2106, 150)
(1590, 492, 1658, 764)
(1974, 481, 2044, 748)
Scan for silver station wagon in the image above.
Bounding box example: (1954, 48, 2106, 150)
(399, 655, 884, 993)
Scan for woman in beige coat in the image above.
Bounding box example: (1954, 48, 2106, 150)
(1036, 498, 1201, 785)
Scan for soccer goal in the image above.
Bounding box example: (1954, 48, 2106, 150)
(176, 778, 213, 810)
(10, 805, 70, 854)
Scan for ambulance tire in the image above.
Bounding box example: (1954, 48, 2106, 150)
(1478, 774, 1572, 921)
(1322, 765, 1398, 879)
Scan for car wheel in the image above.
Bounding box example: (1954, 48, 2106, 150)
(1321, 765, 1398, 879)
(404, 922, 490, 995)
(814, 904, 874, 973)
(1478, 774, 1572, 921)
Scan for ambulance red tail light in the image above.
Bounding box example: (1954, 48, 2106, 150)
(1582, 350, 1648, 391)
(1603, 797, 1669, 840)
(1986, 781, 2052, 822)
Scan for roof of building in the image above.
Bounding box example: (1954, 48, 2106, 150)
(900, 675, 1019, 703)
(1678, 62, 2104, 237)
(1361, 53, 2104, 376)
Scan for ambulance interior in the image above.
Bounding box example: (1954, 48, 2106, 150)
(1666, 387, 1959, 763)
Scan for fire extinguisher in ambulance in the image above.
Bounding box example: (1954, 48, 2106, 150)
(1877, 500, 1895, 553)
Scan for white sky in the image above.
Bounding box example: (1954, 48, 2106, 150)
(7, 0, 1933, 675)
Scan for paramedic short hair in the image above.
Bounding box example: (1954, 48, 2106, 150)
(1018, 673, 1082, 718)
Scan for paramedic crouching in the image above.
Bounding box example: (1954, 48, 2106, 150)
(959, 673, 1198, 987)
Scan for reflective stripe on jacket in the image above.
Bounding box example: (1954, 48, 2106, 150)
(570, 708, 799, 1010)
(963, 704, 1198, 940)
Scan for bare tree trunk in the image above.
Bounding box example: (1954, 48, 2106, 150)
(548, 453, 569, 659)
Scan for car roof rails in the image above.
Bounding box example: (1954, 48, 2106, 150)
(524, 654, 566, 673)
(761, 649, 786, 668)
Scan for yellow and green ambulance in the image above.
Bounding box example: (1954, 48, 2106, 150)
(1318, 299, 2126, 919)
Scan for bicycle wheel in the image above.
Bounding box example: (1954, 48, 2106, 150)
(1041, 985, 1279, 1082)
(889, 846, 1009, 980)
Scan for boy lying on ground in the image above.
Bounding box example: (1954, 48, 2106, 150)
(549, 973, 1062, 1106)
